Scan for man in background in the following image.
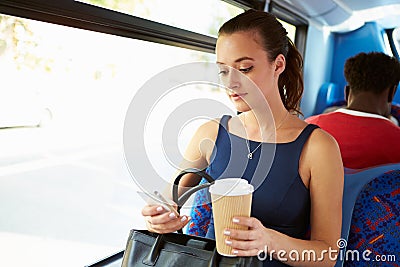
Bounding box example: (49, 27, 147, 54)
(306, 52, 400, 169)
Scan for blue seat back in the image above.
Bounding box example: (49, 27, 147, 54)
(186, 178, 212, 237)
(335, 163, 400, 266)
(313, 82, 340, 115)
(343, 169, 400, 266)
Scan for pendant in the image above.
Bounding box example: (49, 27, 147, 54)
(247, 153, 253, 159)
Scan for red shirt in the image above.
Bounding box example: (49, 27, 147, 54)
(306, 109, 400, 169)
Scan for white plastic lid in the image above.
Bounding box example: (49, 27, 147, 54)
(209, 178, 254, 196)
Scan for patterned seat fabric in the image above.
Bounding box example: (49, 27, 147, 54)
(344, 170, 400, 266)
(391, 102, 400, 123)
(186, 178, 212, 237)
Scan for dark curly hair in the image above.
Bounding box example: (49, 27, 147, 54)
(218, 9, 304, 115)
(344, 52, 400, 95)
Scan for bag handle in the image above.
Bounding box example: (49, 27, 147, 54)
(208, 248, 219, 267)
(142, 234, 163, 265)
(172, 168, 214, 235)
(172, 168, 214, 211)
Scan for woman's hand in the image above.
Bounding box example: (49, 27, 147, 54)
(224, 216, 271, 257)
(141, 205, 191, 234)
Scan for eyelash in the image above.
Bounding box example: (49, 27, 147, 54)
(218, 66, 253, 75)
(239, 66, 253, 73)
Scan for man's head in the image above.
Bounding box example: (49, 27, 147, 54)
(344, 52, 400, 117)
(344, 52, 400, 101)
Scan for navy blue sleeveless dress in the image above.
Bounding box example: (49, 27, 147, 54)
(187, 115, 319, 266)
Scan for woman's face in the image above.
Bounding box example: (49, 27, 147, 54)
(216, 31, 284, 112)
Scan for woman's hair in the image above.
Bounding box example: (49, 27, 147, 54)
(219, 9, 304, 115)
(344, 52, 400, 95)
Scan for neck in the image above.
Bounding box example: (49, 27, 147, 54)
(252, 93, 288, 125)
(244, 104, 289, 135)
(240, 88, 290, 141)
(347, 91, 390, 118)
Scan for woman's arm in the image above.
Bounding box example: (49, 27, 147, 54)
(174, 119, 219, 194)
(225, 128, 344, 267)
(142, 118, 219, 233)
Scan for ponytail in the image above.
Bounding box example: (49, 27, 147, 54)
(278, 37, 303, 115)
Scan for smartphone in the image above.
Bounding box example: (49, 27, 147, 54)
(137, 190, 179, 217)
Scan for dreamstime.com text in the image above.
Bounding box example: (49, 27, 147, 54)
(257, 239, 397, 263)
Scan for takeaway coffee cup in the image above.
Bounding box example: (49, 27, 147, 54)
(209, 178, 254, 256)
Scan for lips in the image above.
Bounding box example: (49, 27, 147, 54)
(229, 93, 247, 100)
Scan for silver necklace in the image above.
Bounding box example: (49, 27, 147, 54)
(244, 111, 289, 159)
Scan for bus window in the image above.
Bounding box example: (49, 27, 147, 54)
(0, 13, 234, 267)
(76, 0, 243, 37)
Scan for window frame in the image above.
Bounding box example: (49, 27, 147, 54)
(0, 0, 218, 53)
(0, 0, 306, 56)
(386, 28, 400, 59)
(223, 0, 265, 10)
(268, 1, 308, 58)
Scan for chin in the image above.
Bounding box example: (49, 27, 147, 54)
(234, 105, 251, 113)
(229, 97, 251, 113)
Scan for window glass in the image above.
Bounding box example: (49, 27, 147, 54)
(77, 0, 243, 37)
(279, 19, 296, 43)
(393, 27, 400, 56)
(0, 13, 234, 267)
(383, 30, 394, 56)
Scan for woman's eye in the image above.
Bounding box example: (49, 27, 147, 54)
(239, 66, 253, 73)
(218, 69, 229, 75)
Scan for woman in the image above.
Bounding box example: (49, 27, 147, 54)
(142, 9, 343, 266)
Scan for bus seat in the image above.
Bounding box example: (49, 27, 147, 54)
(313, 82, 340, 115)
(335, 163, 400, 267)
(392, 102, 400, 124)
(343, 169, 400, 266)
(187, 177, 212, 237)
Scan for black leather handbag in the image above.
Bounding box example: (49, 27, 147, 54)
(121, 229, 260, 267)
(120, 168, 262, 267)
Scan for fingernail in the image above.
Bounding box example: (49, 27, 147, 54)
(225, 239, 232, 245)
(180, 216, 187, 222)
(156, 206, 163, 212)
(169, 212, 176, 219)
(224, 230, 230, 236)
(232, 218, 240, 223)
(233, 250, 239, 254)
(187, 216, 192, 221)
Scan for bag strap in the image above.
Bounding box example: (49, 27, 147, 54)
(208, 248, 219, 267)
(172, 168, 214, 234)
(142, 234, 163, 265)
(172, 168, 215, 210)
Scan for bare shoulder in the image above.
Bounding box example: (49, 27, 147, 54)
(302, 124, 343, 178)
(195, 117, 221, 139)
(181, 117, 223, 170)
(307, 126, 340, 153)
(291, 117, 338, 149)
(190, 117, 223, 161)
(299, 121, 343, 180)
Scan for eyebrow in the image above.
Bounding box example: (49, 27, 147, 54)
(216, 56, 255, 65)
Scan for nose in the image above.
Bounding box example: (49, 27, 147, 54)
(220, 69, 240, 92)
